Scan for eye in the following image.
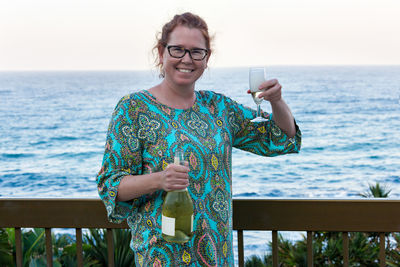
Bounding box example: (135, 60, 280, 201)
(191, 49, 203, 56)
(171, 46, 184, 53)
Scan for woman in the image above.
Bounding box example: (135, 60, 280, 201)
(97, 12, 301, 266)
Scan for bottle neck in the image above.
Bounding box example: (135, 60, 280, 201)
(171, 188, 188, 193)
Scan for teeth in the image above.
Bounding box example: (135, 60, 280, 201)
(177, 69, 192, 73)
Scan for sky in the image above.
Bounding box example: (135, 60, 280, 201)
(1, 0, 399, 71)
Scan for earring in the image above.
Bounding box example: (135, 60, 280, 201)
(160, 64, 165, 78)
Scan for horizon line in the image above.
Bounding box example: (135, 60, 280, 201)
(1, 64, 400, 72)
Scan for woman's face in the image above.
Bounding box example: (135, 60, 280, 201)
(159, 25, 209, 88)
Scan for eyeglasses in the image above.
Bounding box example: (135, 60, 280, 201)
(165, 45, 208, 61)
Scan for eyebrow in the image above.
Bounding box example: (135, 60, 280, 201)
(169, 45, 207, 50)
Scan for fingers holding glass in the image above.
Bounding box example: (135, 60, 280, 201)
(257, 80, 282, 103)
(249, 67, 268, 122)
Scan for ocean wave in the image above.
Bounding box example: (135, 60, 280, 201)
(29, 140, 48, 146)
(266, 189, 284, 197)
(1, 152, 36, 159)
(50, 136, 80, 141)
(47, 151, 98, 159)
(234, 192, 259, 197)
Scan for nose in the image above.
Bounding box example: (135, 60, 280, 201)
(181, 50, 193, 63)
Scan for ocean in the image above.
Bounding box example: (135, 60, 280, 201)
(1, 66, 400, 258)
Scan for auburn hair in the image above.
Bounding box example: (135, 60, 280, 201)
(153, 12, 213, 76)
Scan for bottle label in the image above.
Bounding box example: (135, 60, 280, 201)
(162, 215, 175, 236)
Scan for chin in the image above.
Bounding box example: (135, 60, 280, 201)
(170, 74, 202, 87)
(175, 79, 197, 88)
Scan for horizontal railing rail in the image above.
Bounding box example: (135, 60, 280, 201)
(1, 198, 400, 267)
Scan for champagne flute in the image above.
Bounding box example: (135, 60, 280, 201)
(249, 67, 268, 122)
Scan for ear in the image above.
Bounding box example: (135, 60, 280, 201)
(204, 52, 211, 68)
(158, 46, 165, 64)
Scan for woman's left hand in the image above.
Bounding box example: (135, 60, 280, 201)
(247, 79, 282, 104)
(247, 78, 296, 137)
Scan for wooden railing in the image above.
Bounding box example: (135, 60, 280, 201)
(1, 198, 400, 267)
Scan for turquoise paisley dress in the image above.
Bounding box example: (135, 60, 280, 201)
(97, 90, 301, 266)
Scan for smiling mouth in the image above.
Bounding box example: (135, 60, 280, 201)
(177, 68, 193, 73)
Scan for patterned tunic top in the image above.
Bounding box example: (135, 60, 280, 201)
(97, 90, 301, 266)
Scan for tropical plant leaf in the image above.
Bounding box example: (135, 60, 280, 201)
(23, 228, 46, 267)
(83, 228, 135, 267)
(0, 228, 13, 266)
(359, 182, 391, 198)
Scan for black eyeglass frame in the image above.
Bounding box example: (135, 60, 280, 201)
(165, 45, 208, 61)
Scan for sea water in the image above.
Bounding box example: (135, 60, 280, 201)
(1, 66, 400, 260)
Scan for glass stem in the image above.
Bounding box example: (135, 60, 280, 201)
(257, 104, 261, 117)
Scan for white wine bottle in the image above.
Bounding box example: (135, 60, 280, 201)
(161, 149, 194, 243)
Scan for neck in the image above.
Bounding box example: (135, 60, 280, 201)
(150, 81, 196, 109)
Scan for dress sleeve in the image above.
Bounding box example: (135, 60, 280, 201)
(96, 95, 145, 223)
(227, 97, 302, 156)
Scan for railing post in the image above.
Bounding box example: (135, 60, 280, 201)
(45, 228, 53, 267)
(272, 230, 278, 267)
(107, 228, 114, 267)
(15, 227, 23, 267)
(307, 231, 313, 267)
(76, 228, 83, 267)
(379, 233, 385, 267)
(342, 232, 349, 267)
(237, 230, 244, 267)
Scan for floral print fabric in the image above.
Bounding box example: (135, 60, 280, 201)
(97, 90, 301, 266)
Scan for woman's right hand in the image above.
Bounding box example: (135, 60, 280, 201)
(160, 163, 190, 191)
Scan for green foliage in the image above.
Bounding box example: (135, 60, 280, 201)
(359, 182, 391, 198)
(22, 228, 48, 267)
(245, 231, 386, 267)
(0, 228, 134, 267)
(245, 182, 397, 267)
(245, 254, 267, 267)
(0, 228, 13, 265)
(57, 242, 100, 267)
(387, 232, 400, 267)
(277, 235, 308, 266)
(83, 229, 135, 267)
